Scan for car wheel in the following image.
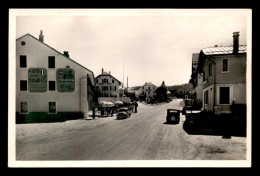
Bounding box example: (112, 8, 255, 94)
(171, 116, 176, 122)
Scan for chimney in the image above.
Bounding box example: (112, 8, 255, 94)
(39, 30, 44, 42)
(233, 32, 240, 54)
(63, 51, 69, 57)
(109, 71, 111, 75)
(127, 76, 128, 88)
(102, 68, 104, 73)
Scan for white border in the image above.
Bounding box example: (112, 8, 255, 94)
(8, 8, 252, 168)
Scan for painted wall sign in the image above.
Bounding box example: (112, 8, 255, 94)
(57, 68, 75, 92)
(28, 68, 47, 92)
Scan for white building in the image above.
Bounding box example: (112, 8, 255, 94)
(16, 31, 95, 123)
(95, 68, 121, 97)
(142, 82, 157, 98)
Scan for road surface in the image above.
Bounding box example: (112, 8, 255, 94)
(16, 99, 246, 160)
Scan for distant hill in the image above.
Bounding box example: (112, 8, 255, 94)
(167, 83, 193, 98)
(168, 83, 193, 92)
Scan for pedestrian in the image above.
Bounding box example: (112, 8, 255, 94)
(107, 108, 111, 117)
(101, 107, 104, 116)
(92, 105, 95, 119)
(111, 107, 114, 117)
(135, 102, 138, 113)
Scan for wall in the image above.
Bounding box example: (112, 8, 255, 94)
(195, 74, 203, 101)
(16, 34, 94, 114)
(142, 85, 156, 98)
(201, 54, 246, 113)
(215, 55, 247, 84)
(95, 75, 120, 97)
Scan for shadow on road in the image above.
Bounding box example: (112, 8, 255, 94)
(163, 122, 179, 125)
(183, 120, 246, 137)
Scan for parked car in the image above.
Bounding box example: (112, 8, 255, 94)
(166, 109, 180, 124)
(117, 107, 131, 119)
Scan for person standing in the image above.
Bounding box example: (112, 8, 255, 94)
(134, 102, 138, 113)
(92, 105, 95, 119)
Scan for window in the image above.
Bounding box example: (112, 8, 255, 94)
(102, 79, 108, 84)
(223, 59, 228, 72)
(204, 90, 208, 104)
(208, 63, 212, 77)
(219, 87, 230, 104)
(20, 80, 27, 91)
(115, 86, 117, 91)
(20, 102, 28, 114)
(48, 56, 55, 68)
(110, 86, 112, 91)
(102, 86, 109, 91)
(20, 55, 27, 68)
(112, 79, 114, 83)
(96, 79, 98, 83)
(49, 81, 55, 91)
(49, 102, 56, 113)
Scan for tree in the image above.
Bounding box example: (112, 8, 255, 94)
(155, 81, 168, 102)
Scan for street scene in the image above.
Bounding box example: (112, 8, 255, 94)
(9, 9, 251, 167)
(16, 99, 246, 160)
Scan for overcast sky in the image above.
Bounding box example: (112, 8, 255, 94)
(16, 9, 249, 87)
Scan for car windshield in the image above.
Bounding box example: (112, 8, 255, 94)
(169, 110, 177, 113)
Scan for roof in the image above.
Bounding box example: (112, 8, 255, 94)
(95, 72, 122, 84)
(143, 82, 157, 87)
(16, 33, 96, 86)
(202, 45, 247, 56)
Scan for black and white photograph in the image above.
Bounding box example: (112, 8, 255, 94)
(8, 9, 252, 167)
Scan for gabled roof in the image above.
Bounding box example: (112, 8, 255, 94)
(202, 45, 247, 56)
(143, 82, 157, 87)
(197, 45, 247, 73)
(95, 73, 122, 84)
(16, 33, 96, 85)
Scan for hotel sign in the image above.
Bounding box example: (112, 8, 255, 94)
(28, 68, 47, 92)
(57, 68, 75, 92)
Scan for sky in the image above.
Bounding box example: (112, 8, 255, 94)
(15, 9, 249, 87)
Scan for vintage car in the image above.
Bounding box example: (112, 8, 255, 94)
(166, 109, 180, 124)
(117, 107, 131, 119)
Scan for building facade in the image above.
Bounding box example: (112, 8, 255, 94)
(196, 32, 247, 114)
(189, 53, 203, 103)
(95, 69, 121, 98)
(16, 31, 95, 123)
(142, 82, 157, 98)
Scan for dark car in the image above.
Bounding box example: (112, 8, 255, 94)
(117, 107, 131, 119)
(166, 109, 180, 124)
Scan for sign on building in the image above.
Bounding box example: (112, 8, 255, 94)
(57, 68, 75, 92)
(28, 68, 47, 92)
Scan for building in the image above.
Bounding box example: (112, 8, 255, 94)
(95, 68, 121, 97)
(196, 32, 247, 114)
(142, 82, 157, 98)
(16, 31, 96, 123)
(189, 53, 203, 103)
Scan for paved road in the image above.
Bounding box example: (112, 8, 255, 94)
(16, 99, 246, 160)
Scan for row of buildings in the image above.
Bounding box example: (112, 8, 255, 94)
(16, 31, 158, 122)
(189, 32, 247, 115)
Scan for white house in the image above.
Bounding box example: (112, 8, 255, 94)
(95, 68, 121, 98)
(16, 31, 95, 123)
(142, 82, 157, 98)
